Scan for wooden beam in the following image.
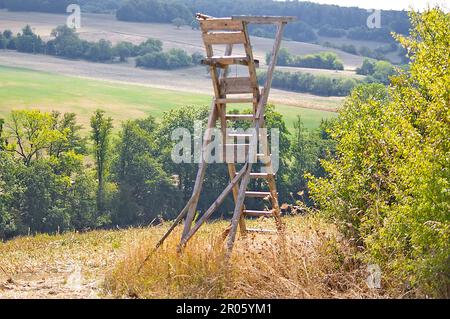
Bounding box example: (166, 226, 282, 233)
(220, 77, 254, 94)
(180, 43, 233, 242)
(215, 97, 255, 104)
(178, 164, 248, 248)
(231, 16, 295, 24)
(256, 22, 286, 122)
(155, 195, 195, 249)
(226, 163, 253, 253)
(199, 19, 244, 32)
(201, 56, 259, 68)
(203, 31, 247, 45)
(181, 100, 218, 239)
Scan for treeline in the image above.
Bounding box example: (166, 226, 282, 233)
(259, 70, 360, 97)
(271, 49, 344, 70)
(0, 0, 124, 13)
(1, 0, 74, 13)
(136, 48, 199, 69)
(0, 106, 334, 239)
(0, 25, 117, 61)
(114, 0, 410, 43)
(258, 57, 398, 96)
(0, 25, 204, 69)
(78, 0, 124, 13)
(116, 0, 192, 23)
(0, 1, 411, 43)
(322, 41, 401, 61)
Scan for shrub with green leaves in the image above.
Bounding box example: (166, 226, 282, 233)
(268, 49, 344, 71)
(308, 9, 450, 297)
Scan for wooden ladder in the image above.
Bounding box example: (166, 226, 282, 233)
(157, 13, 294, 254)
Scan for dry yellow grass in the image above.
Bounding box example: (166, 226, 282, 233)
(0, 215, 405, 299)
(104, 216, 395, 299)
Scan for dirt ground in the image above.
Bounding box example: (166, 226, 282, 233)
(0, 229, 150, 299)
(0, 265, 102, 299)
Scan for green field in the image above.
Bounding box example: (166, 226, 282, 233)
(0, 66, 336, 131)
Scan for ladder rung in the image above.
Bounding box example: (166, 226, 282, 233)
(216, 97, 255, 104)
(220, 77, 254, 94)
(243, 210, 273, 217)
(246, 228, 277, 234)
(226, 114, 254, 121)
(245, 191, 273, 198)
(203, 31, 247, 45)
(228, 133, 254, 138)
(236, 172, 271, 179)
(225, 143, 250, 148)
(202, 56, 259, 68)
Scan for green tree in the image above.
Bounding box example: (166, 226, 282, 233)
(4, 110, 65, 166)
(356, 58, 376, 75)
(2, 29, 13, 39)
(15, 25, 44, 54)
(191, 52, 204, 65)
(158, 105, 210, 203)
(0, 118, 5, 150)
(371, 61, 396, 84)
(49, 111, 86, 158)
(112, 116, 180, 225)
(137, 38, 163, 56)
(0, 152, 24, 238)
(90, 110, 113, 216)
(51, 25, 84, 58)
(0, 34, 7, 49)
(114, 41, 133, 62)
(287, 116, 335, 204)
(172, 17, 185, 29)
(1, 110, 95, 238)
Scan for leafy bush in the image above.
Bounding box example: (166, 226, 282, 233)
(308, 9, 450, 297)
(191, 51, 204, 65)
(84, 39, 114, 62)
(357, 58, 396, 84)
(136, 48, 193, 69)
(136, 38, 163, 56)
(259, 70, 359, 97)
(269, 49, 344, 71)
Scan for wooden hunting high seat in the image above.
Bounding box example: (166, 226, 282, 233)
(157, 13, 295, 254)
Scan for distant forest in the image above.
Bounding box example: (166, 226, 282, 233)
(0, 0, 411, 43)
